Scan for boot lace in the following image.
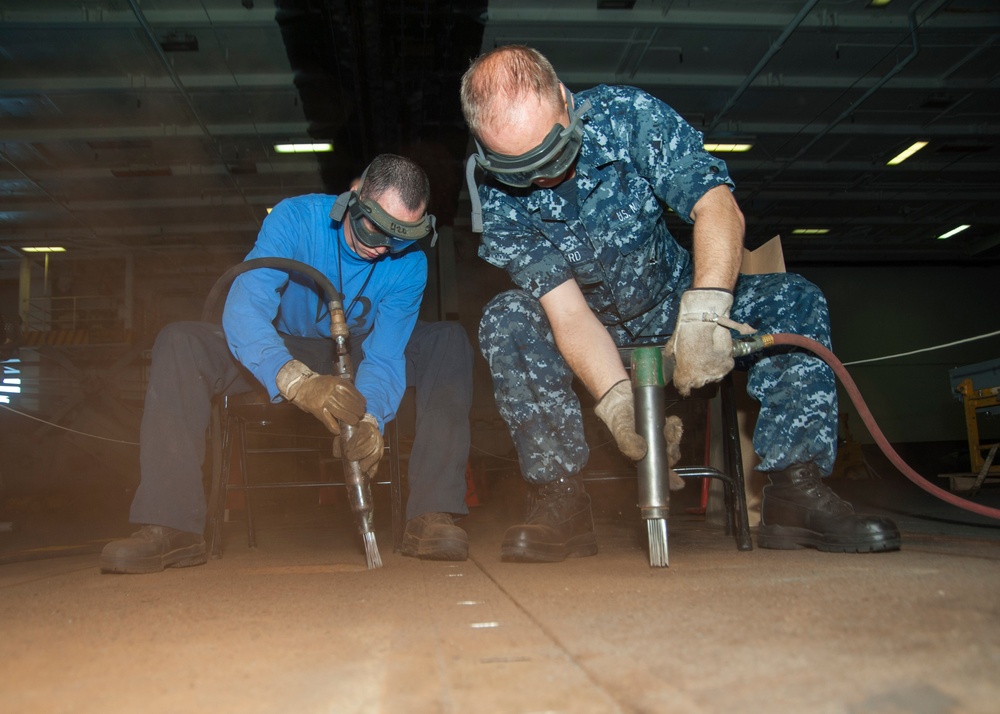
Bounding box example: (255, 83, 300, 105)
(801, 480, 856, 515)
(524, 477, 579, 523)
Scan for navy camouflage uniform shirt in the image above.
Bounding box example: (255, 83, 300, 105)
(478, 84, 731, 337)
(475, 84, 839, 479)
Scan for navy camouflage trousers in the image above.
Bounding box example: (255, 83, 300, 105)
(478, 271, 838, 485)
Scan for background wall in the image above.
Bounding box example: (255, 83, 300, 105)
(796, 262, 999, 447)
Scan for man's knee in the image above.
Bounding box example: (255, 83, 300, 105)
(736, 273, 830, 332)
(479, 290, 541, 348)
(779, 273, 825, 302)
(779, 274, 830, 330)
(149, 321, 234, 387)
(412, 321, 474, 369)
(152, 321, 214, 357)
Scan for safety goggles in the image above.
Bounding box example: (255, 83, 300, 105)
(473, 89, 591, 188)
(332, 192, 437, 253)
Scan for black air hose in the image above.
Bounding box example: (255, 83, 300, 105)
(201, 257, 341, 324)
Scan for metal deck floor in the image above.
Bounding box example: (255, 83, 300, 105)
(1, 465, 998, 714)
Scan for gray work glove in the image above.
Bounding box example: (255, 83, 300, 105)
(594, 380, 647, 461)
(665, 289, 736, 397)
(333, 413, 383, 478)
(275, 359, 366, 434)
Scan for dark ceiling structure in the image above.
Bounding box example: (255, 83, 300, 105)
(272, 0, 486, 222)
(0, 0, 485, 268)
(0, 0, 998, 272)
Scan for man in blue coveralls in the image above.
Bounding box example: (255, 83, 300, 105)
(101, 153, 474, 573)
(460, 45, 900, 563)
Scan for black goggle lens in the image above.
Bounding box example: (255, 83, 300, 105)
(348, 212, 414, 253)
(346, 196, 436, 253)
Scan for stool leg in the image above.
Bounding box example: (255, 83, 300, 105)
(720, 376, 753, 551)
(388, 420, 403, 552)
(209, 408, 233, 559)
(237, 419, 257, 549)
(632, 346, 669, 567)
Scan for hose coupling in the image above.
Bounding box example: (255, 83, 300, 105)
(732, 333, 775, 358)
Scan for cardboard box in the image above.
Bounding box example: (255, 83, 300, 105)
(741, 234, 786, 275)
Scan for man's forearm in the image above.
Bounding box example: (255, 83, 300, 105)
(541, 280, 627, 400)
(689, 185, 745, 290)
(558, 314, 627, 400)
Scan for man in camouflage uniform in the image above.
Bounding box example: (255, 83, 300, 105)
(460, 45, 900, 562)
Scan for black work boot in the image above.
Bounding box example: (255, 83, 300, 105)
(100, 525, 207, 574)
(758, 463, 901, 553)
(401, 512, 469, 561)
(501, 476, 598, 563)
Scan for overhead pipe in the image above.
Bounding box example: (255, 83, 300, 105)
(706, 0, 821, 133)
(744, 0, 947, 203)
(0, 152, 108, 249)
(125, 0, 259, 229)
(783, 0, 946, 164)
(941, 34, 998, 80)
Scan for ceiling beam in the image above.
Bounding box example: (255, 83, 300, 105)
(0, 7, 279, 27)
(481, 5, 991, 32)
(0, 74, 299, 93)
(555, 71, 997, 93)
(0, 122, 310, 142)
(0, 161, 321, 180)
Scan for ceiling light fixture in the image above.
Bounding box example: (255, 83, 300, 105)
(703, 143, 753, 153)
(868, 0, 892, 7)
(21, 246, 66, 253)
(937, 224, 970, 240)
(886, 140, 928, 166)
(791, 228, 830, 235)
(273, 143, 333, 154)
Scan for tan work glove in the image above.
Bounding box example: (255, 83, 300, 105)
(333, 413, 383, 478)
(275, 359, 366, 434)
(665, 289, 738, 396)
(664, 415, 685, 491)
(594, 380, 647, 461)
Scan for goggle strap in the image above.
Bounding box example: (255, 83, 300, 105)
(465, 154, 484, 233)
(329, 191, 351, 222)
(427, 214, 438, 247)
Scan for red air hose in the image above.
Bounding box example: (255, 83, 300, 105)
(767, 332, 1000, 521)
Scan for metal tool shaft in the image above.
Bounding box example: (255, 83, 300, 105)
(339, 421, 382, 569)
(631, 346, 669, 567)
(330, 308, 382, 569)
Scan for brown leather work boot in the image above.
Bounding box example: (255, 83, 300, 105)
(501, 475, 598, 563)
(758, 463, 901, 553)
(401, 512, 469, 561)
(100, 525, 207, 574)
